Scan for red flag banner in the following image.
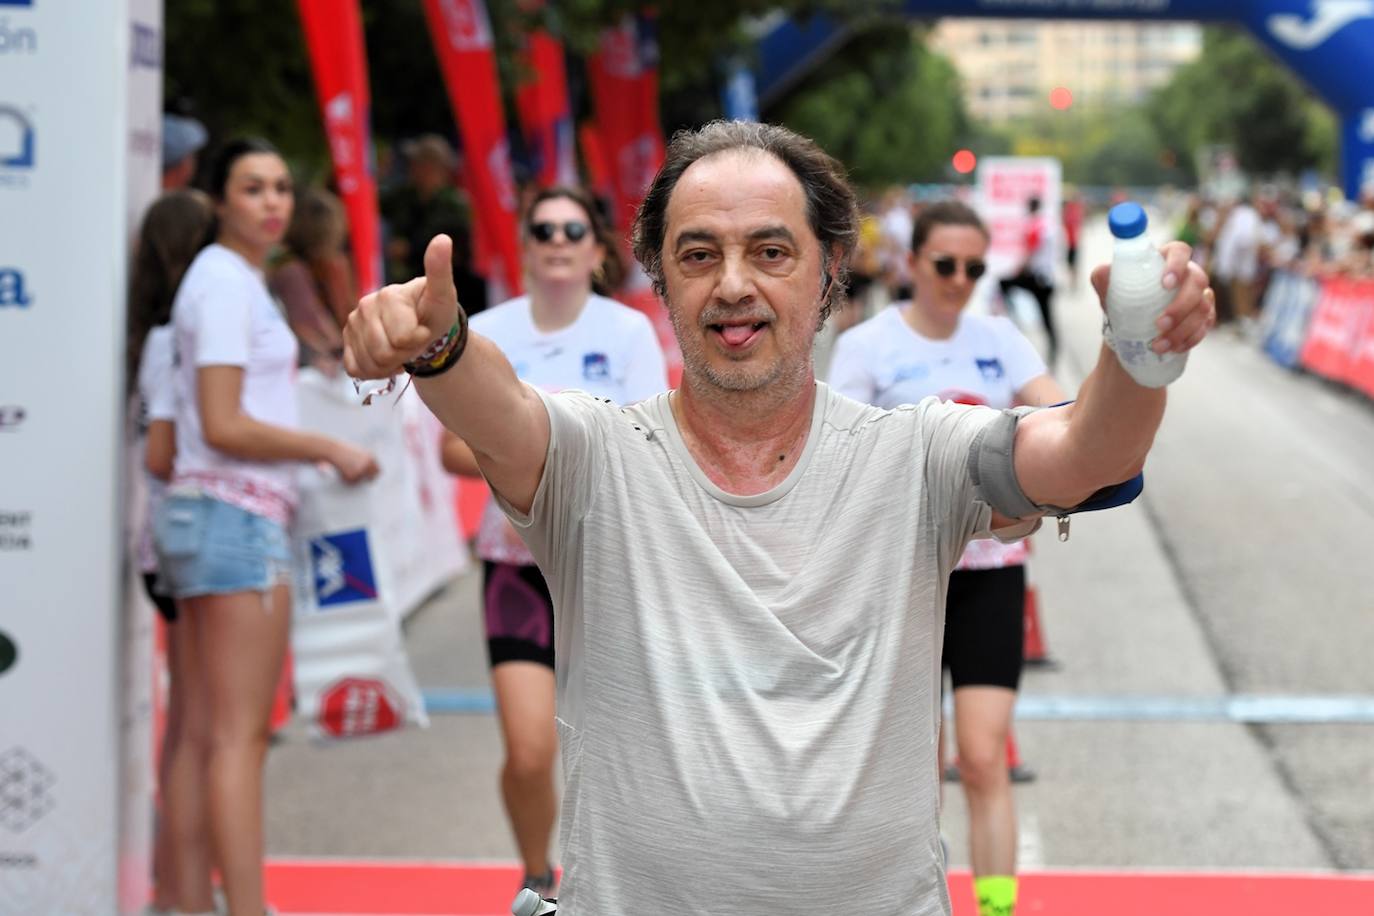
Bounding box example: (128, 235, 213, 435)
(517, 24, 576, 188)
(421, 0, 523, 296)
(296, 0, 383, 293)
(578, 121, 613, 206)
(587, 14, 665, 235)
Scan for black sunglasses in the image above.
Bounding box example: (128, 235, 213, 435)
(528, 220, 590, 244)
(930, 255, 986, 281)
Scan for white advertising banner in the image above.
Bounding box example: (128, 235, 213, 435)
(290, 371, 467, 739)
(974, 156, 1063, 283)
(0, 1, 161, 914)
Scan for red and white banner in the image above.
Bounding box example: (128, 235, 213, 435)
(974, 156, 1062, 282)
(516, 13, 576, 188)
(296, 0, 384, 294)
(422, 0, 523, 296)
(1299, 276, 1374, 393)
(290, 370, 469, 740)
(587, 14, 665, 235)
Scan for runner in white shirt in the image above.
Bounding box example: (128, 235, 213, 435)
(441, 186, 667, 901)
(829, 200, 1065, 916)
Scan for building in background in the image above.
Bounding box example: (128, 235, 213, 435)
(929, 19, 1202, 123)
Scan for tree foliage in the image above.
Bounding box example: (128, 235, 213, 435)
(1147, 26, 1335, 180)
(164, 0, 904, 178)
(164, 0, 322, 169)
(769, 22, 974, 189)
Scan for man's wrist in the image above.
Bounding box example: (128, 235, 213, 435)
(405, 309, 469, 378)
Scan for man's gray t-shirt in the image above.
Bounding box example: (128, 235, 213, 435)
(498, 382, 1015, 915)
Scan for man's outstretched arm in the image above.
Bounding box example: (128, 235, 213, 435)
(999, 242, 1215, 524)
(343, 234, 549, 514)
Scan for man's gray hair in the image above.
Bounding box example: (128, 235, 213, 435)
(631, 120, 859, 324)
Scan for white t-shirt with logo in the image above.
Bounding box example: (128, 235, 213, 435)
(169, 244, 300, 522)
(827, 305, 1046, 569)
(471, 293, 667, 564)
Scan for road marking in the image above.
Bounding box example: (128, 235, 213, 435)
(1014, 694, 1374, 724)
(1018, 810, 1045, 869)
(422, 689, 1374, 724)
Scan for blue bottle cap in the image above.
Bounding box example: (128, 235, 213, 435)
(1108, 202, 1148, 239)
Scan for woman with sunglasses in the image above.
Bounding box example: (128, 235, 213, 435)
(827, 199, 1064, 916)
(441, 186, 667, 900)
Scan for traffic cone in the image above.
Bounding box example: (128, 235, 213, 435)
(1022, 584, 1058, 668)
(1007, 730, 1036, 784)
(270, 649, 293, 734)
(1022, 546, 1058, 669)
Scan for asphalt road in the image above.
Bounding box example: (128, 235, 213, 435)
(265, 215, 1374, 876)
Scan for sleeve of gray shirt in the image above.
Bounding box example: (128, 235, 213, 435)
(490, 387, 609, 567)
(916, 397, 1041, 572)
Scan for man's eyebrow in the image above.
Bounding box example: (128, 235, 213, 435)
(673, 229, 719, 252)
(746, 225, 797, 246)
(672, 225, 799, 252)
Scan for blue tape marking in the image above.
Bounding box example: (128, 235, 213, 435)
(422, 688, 1374, 725)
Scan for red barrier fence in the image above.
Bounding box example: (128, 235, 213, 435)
(1263, 271, 1374, 400)
(1297, 276, 1374, 396)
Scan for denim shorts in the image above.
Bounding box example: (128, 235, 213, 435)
(153, 494, 291, 599)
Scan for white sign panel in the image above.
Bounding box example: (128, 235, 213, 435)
(974, 156, 1063, 282)
(0, 1, 161, 913)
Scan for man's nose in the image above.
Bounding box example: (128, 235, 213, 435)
(715, 252, 756, 304)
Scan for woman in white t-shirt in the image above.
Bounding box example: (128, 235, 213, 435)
(827, 200, 1064, 916)
(154, 138, 378, 916)
(441, 186, 668, 900)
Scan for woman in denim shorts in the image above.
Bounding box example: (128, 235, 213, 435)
(154, 138, 378, 916)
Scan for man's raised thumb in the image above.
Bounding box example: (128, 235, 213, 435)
(418, 233, 458, 324)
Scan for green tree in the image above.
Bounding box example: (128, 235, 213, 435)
(769, 22, 973, 188)
(164, 0, 322, 171)
(1148, 26, 1336, 180)
(164, 0, 905, 174)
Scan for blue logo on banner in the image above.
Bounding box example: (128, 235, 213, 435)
(311, 529, 379, 608)
(976, 358, 1004, 381)
(0, 1, 34, 7)
(583, 352, 609, 381)
(131, 22, 160, 69)
(0, 268, 31, 307)
(0, 105, 34, 172)
(0, 15, 37, 55)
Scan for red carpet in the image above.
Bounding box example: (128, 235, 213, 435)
(263, 858, 1374, 915)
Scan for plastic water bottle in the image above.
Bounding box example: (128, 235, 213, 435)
(1105, 202, 1187, 388)
(512, 888, 557, 916)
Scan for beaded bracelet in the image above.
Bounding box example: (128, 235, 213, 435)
(404, 310, 469, 378)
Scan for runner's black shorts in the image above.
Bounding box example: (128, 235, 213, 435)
(942, 565, 1025, 690)
(483, 560, 555, 670)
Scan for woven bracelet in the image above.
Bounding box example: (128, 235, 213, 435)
(404, 311, 469, 378)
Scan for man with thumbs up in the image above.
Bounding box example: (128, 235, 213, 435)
(344, 121, 1215, 915)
